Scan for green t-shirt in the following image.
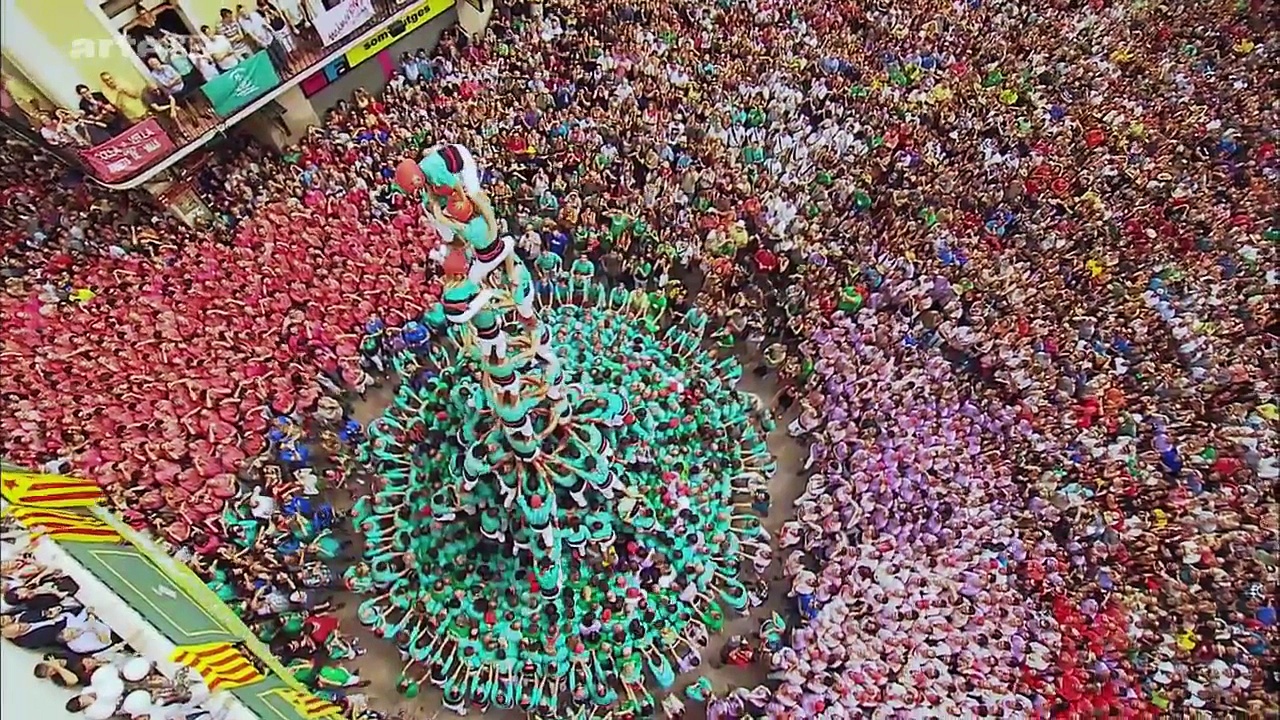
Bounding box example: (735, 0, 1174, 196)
(281, 612, 306, 635)
(319, 665, 353, 686)
(292, 663, 317, 685)
(211, 581, 238, 602)
(608, 214, 630, 239)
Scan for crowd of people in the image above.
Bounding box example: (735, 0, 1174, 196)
(1, 522, 226, 720)
(2, 0, 1279, 716)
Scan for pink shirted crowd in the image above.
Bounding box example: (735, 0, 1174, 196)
(3, 0, 1279, 717)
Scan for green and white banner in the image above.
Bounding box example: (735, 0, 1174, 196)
(202, 51, 281, 118)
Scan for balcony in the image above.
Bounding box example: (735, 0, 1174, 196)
(0, 0, 455, 189)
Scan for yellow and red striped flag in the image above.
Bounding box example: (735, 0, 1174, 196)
(1, 471, 103, 507)
(172, 642, 264, 691)
(277, 689, 344, 719)
(8, 507, 121, 543)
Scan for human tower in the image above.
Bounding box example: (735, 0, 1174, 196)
(345, 146, 777, 716)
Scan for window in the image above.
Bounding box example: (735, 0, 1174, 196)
(99, 0, 198, 65)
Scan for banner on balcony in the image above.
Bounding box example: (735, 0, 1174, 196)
(315, 0, 376, 44)
(78, 119, 176, 182)
(202, 51, 282, 118)
(345, 0, 455, 67)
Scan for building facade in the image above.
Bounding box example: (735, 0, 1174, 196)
(1, 0, 457, 189)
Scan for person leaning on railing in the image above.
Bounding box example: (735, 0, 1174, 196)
(143, 83, 183, 138)
(74, 84, 127, 137)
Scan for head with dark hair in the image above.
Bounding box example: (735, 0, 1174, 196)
(65, 694, 96, 712)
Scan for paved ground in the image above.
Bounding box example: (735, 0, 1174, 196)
(327, 357, 807, 719)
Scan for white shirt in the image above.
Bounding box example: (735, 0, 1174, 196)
(192, 53, 220, 80)
(248, 491, 276, 520)
(239, 12, 274, 48)
(204, 35, 239, 70)
(64, 612, 115, 654)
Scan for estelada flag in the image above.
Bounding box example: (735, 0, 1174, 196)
(1, 471, 103, 507)
(8, 507, 120, 543)
(171, 642, 264, 691)
(278, 689, 343, 719)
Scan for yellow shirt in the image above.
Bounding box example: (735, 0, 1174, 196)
(1175, 628, 1197, 651)
(108, 84, 148, 121)
(1152, 508, 1168, 529)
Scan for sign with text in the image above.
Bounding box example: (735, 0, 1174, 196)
(314, 0, 376, 45)
(201, 51, 282, 118)
(344, 0, 455, 68)
(78, 118, 176, 182)
(300, 55, 352, 98)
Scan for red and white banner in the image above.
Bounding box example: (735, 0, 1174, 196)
(79, 118, 176, 182)
(314, 0, 376, 45)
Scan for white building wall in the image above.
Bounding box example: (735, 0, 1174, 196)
(1, 643, 85, 720)
(456, 0, 494, 39)
(0, 2, 89, 107)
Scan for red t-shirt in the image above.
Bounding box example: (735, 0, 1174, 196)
(194, 534, 222, 556)
(304, 613, 339, 643)
(46, 252, 73, 273)
(755, 248, 779, 273)
(505, 135, 529, 154)
(1213, 456, 1241, 476)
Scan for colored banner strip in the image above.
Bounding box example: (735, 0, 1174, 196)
(277, 690, 344, 719)
(9, 506, 120, 542)
(172, 642, 265, 691)
(1, 470, 103, 507)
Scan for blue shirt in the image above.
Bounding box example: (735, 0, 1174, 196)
(547, 231, 570, 256)
(150, 65, 184, 93)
